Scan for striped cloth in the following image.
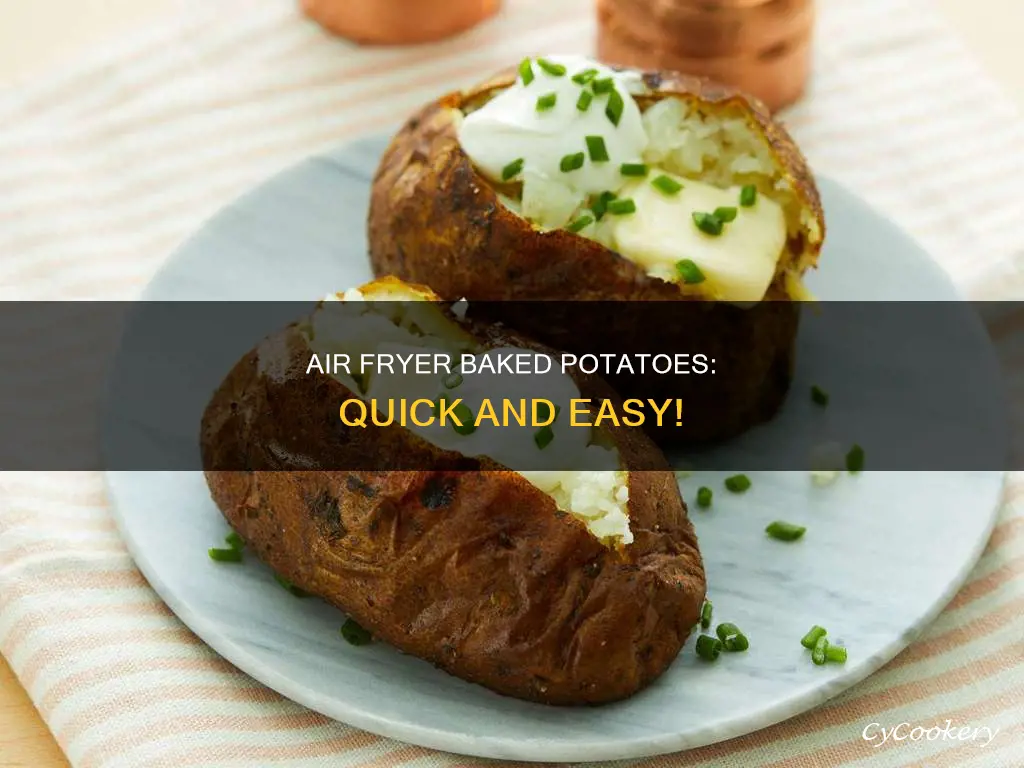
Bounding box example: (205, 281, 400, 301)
(1, 0, 1023, 765)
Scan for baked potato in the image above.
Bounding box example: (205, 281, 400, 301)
(201, 277, 706, 705)
(368, 55, 825, 444)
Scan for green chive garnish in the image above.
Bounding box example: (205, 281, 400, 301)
(714, 206, 738, 222)
(452, 403, 477, 435)
(740, 184, 758, 207)
(651, 174, 682, 195)
(693, 212, 724, 236)
(537, 58, 566, 77)
(560, 152, 585, 172)
(606, 198, 635, 215)
(571, 68, 598, 85)
(225, 531, 244, 551)
(605, 88, 624, 126)
(724, 474, 751, 493)
(695, 634, 723, 661)
(801, 626, 827, 649)
(501, 158, 524, 181)
(810, 385, 829, 406)
(620, 163, 648, 177)
(676, 259, 705, 285)
(208, 547, 243, 563)
(696, 486, 713, 508)
(825, 645, 848, 664)
(443, 372, 464, 389)
(766, 520, 806, 542)
(717, 623, 749, 652)
(567, 214, 594, 233)
(536, 92, 557, 111)
(536, 402, 561, 423)
(591, 191, 616, 220)
(534, 425, 554, 450)
(846, 444, 865, 473)
(586, 135, 610, 163)
(576, 89, 593, 112)
(811, 634, 829, 666)
(518, 58, 535, 86)
(592, 77, 614, 94)
(700, 600, 713, 629)
(341, 618, 373, 646)
(274, 573, 310, 598)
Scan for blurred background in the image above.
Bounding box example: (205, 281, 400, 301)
(1, 0, 1023, 109)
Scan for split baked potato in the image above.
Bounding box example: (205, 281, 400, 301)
(368, 56, 825, 444)
(201, 277, 705, 705)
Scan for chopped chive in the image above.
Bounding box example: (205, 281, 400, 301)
(700, 599, 713, 629)
(501, 158, 524, 181)
(537, 57, 566, 76)
(452, 403, 477, 435)
(725, 633, 749, 652)
(714, 206, 738, 222)
(810, 384, 829, 406)
(534, 425, 554, 450)
(716, 622, 739, 642)
(651, 174, 682, 195)
(592, 77, 614, 94)
(620, 162, 648, 177)
(606, 198, 636, 215)
(724, 474, 751, 493)
(536, 402, 561, 423)
(846, 444, 865, 473)
(443, 372, 464, 389)
(740, 184, 758, 207)
(585, 135, 610, 163)
(800, 625, 827, 649)
(572, 68, 598, 85)
(696, 486, 713, 508)
(676, 259, 706, 285)
(717, 623, 749, 652)
(518, 58, 535, 85)
(693, 212, 724, 236)
(576, 89, 593, 112)
(605, 89, 624, 126)
(536, 92, 557, 111)
(274, 573, 310, 598)
(567, 214, 594, 233)
(225, 531, 244, 551)
(341, 618, 373, 646)
(560, 152, 585, 172)
(766, 520, 806, 541)
(825, 645, 848, 664)
(590, 190, 617, 220)
(208, 547, 243, 563)
(811, 634, 830, 665)
(695, 634, 723, 661)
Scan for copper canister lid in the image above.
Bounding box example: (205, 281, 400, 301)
(302, 0, 500, 45)
(596, 0, 814, 112)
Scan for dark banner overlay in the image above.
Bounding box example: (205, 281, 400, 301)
(0, 301, 1016, 471)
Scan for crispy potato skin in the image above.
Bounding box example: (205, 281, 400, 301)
(367, 69, 824, 443)
(201, 321, 705, 705)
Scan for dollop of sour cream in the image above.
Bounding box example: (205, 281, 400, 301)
(458, 55, 647, 230)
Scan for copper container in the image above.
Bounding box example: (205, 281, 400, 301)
(302, 0, 500, 46)
(596, 0, 814, 112)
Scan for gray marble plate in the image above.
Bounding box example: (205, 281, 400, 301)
(106, 136, 1005, 762)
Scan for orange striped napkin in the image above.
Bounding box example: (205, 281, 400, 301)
(2, 0, 1023, 766)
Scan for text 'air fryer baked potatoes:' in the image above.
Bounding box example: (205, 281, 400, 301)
(201, 278, 706, 705)
(368, 55, 826, 444)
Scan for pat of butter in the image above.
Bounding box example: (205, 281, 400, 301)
(610, 174, 788, 302)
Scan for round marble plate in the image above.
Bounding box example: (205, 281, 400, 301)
(106, 136, 1005, 762)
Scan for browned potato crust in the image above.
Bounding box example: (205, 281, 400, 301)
(201, 309, 705, 705)
(367, 68, 825, 444)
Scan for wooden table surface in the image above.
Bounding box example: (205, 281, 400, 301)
(2, 0, 1023, 765)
